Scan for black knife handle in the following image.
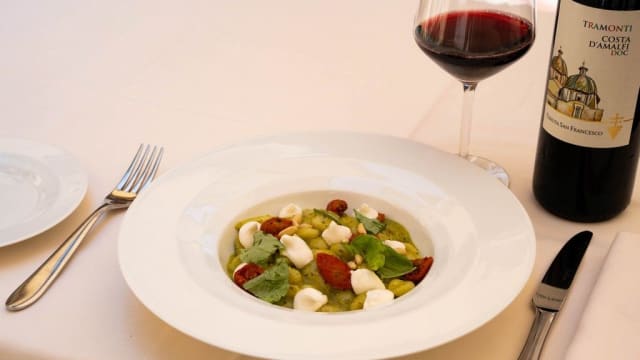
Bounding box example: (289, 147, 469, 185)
(518, 307, 556, 360)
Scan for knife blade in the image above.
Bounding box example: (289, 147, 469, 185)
(518, 230, 592, 360)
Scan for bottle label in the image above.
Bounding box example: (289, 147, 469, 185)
(542, 1, 640, 148)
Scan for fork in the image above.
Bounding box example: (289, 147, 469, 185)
(5, 144, 163, 311)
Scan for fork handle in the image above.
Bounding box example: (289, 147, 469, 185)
(5, 203, 118, 311)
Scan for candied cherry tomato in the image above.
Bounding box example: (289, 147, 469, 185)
(260, 217, 293, 237)
(402, 256, 433, 284)
(326, 199, 348, 216)
(316, 253, 352, 290)
(233, 263, 264, 287)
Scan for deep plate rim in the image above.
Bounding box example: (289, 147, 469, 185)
(118, 131, 535, 359)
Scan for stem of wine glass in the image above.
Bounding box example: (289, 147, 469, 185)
(458, 81, 478, 159)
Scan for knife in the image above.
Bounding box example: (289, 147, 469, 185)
(518, 230, 592, 360)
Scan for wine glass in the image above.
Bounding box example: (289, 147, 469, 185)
(414, 0, 535, 186)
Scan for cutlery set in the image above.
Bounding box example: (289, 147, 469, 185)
(5, 144, 163, 311)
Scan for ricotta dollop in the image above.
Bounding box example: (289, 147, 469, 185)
(363, 289, 395, 310)
(279, 203, 302, 223)
(383, 240, 407, 254)
(293, 287, 328, 311)
(351, 268, 385, 295)
(238, 221, 261, 248)
(321, 221, 352, 245)
(356, 203, 378, 219)
(280, 234, 313, 268)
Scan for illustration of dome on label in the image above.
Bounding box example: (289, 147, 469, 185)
(550, 48, 568, 83)
(555, 61, 603, 121)
(564, 63, 599, 98)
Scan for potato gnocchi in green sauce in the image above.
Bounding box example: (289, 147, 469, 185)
(226, 199, 434, 312)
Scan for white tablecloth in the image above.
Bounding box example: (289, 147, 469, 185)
(1, 0, 639, 359)
(565, 232, 640, 360)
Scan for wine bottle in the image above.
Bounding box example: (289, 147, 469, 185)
(532, 0, 640, 222)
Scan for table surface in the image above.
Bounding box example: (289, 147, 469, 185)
(1, 1, 639, 359)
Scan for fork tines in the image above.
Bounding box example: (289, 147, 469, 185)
(116, 144, 164, 193)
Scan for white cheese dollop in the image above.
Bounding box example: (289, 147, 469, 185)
(363, 289, 395, 310)
(351, 268, 385, 295)
(280, 234, 313, 269)
(383, 240, 407, 254)
(321, 221, 352, 245)
(238, 221, 261, 248)
(279, 203, 302, 223)
(356, 203, 378, 219)
(293, 287, 328, 312)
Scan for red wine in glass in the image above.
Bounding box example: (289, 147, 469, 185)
(413, 1, 535, 186)
(415, 10, 534, 83)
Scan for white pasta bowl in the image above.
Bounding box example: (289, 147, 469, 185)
(118, 132, 535, 360)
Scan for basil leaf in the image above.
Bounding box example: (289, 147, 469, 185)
(239, 231, 283, 266)
(351, 234, 415, 278)
(354, 210, 386, 234)
(377, 247, 415, 279)
(313, 209, 342, 225)
(351, 235, 386, 270)
(243, 259, 289, 303)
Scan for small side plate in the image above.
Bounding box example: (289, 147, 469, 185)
(0, 138, 88, 247)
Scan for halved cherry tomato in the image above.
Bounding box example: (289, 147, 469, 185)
(260, 217, 293, 237)
(316, 253, 352, 290)
(233, 263, 264, 287)
(326, 199, 348, 216)
(402, 256, 433, 283)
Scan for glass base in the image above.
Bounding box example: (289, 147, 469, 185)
(461, 154, 510, 187)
